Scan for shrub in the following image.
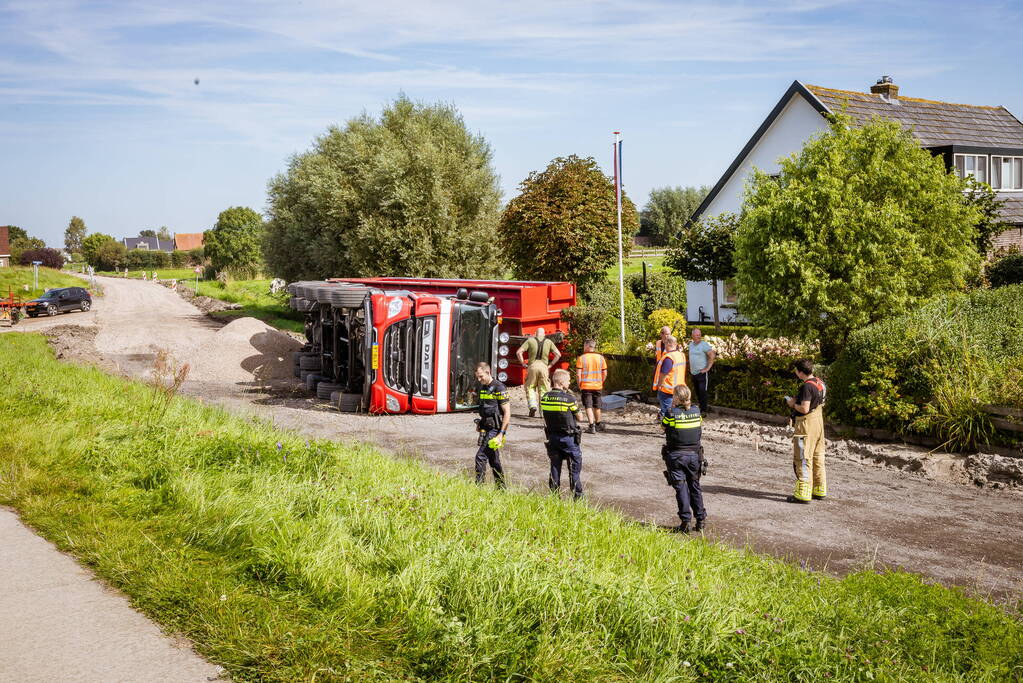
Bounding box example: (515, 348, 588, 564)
(645, 309, 687, 341)
(626, 271, 686, 316)
(829, 285, 1023, 448)
(18, 248, 63, 269)
(170, 250, 189, 268)
(560, 305, 604, 358)
(125, 249, 170, 270)
(94, 241, 127, 271)
(988, 251, 1023, 288)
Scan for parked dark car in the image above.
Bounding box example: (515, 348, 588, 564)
(25, 287, 92, 317)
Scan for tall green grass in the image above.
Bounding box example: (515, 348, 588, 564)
(179, 278, 304, 332)
(0, 265, 89, 299)
(0, 333, 1020, 681)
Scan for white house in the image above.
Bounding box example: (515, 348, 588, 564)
(686, 76, 1023, 324)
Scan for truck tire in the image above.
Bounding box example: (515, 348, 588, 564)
(328, 286, 369, 309)
(294, 365, 302, 378)
(306, 373, 329, 391)
(316, 382, 342, 400)
(298, 355, 321, 371)
(335, 392, 362, 413)
(312, 286, 335, 304)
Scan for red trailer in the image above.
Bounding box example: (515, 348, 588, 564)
(328, 278, 577, 385)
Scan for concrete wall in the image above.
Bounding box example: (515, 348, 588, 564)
(702, 93, 829, 217)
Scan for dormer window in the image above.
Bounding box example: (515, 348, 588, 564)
(954, 154, 988, 183)
(991, 156, 1023, 190)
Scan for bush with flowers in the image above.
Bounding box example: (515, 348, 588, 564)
(703, 333, 820, 415)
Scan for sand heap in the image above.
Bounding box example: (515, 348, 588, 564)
(188, 317, 302, 384)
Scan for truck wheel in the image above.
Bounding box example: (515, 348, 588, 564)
(335, 392, 362, 413)
(306, 373, 329, 391)
(316, 382, 342, 400)
(328, 286, 369, 308)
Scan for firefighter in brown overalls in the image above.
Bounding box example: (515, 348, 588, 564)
(785, 358, 827, 503)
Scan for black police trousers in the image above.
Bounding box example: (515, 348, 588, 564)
(663, 448, 706, 524)
(546, 433, 583, 498)
(475, 428, 506, 487)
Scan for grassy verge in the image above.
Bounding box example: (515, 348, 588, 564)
(96, 268, 197, 280)
(609, 253, 666, 277)
(0, 265, 92, 299)
(1, 334, 1020, 681)
(180, 278, 304, 333)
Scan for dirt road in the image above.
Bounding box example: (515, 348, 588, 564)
(10, 275, 1023, 602)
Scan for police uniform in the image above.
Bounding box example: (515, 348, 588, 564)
(791, 376, 826, 502)
(540, 388, 584, 498)
(475, 379, 509, 487)
(662, 405, 706, 527)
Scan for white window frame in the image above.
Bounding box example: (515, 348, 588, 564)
(990, 155, 1023, 191)
(954, 154, 988, 184)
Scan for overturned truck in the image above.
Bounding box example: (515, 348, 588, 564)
(287, 280, 499, 415)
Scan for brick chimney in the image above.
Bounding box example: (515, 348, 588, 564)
(870, 75, 899, 101)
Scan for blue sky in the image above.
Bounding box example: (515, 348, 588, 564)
(2, 0, 1021, 247)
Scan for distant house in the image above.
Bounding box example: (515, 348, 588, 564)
(122, 236, 174, 253)
(0, 225, 10, 267)
(686, 76, 1023, 325)
(173, 232, 204, 251)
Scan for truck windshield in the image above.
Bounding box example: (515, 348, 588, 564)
(451, 303, 494, 410)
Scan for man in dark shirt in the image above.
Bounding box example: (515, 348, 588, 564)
(540, 369, 584, 499)
(473, 362, 510, 488)
(661, 384, 706, 533)
(784, 358, 827, 503)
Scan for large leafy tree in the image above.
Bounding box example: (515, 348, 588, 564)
(64, 216, 86, 254)
(265, 96, 503, 281)
(82, 232, 116, 266)
(499, 155, 639, 290)
(734, 115, 982, 359)
(665, 212, 738, 330)
(10, 232, 44, 261)
(94, 240, 127, 271)
(204, 206, 264, 276)
(640, 186, 708, 245)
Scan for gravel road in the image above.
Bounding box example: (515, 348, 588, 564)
(8, 275, 1023, 603)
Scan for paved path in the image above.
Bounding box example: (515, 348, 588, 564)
(0, 508, 223, 683)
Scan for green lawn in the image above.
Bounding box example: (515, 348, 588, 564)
(0, 265, 94, 299)
(609, 253, 666, 277)
(1, 332, 1020, 681)
(96, 268, 197, 280)
(180, 278, 304, 333)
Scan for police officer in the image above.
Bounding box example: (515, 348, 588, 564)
(540, 369, 584, 499)
(473, 362, 510, 488)
(785, 358, 827, 503)
(661, 384, 706, 534)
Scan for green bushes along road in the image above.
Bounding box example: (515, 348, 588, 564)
(1, 334, 1020, 681)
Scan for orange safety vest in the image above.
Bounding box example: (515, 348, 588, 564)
(655, 340, 666, 363)
(576, 352, 607, 390)
(652, 350, 686, 395)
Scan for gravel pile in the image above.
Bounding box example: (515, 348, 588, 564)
(188, 317, 302, 384)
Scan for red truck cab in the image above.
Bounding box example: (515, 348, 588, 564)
(328, 278, 576, 385)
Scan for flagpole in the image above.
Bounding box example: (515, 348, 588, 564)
(614, 131, 625, 345)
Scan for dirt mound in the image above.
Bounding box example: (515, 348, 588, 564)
(43, 325, 117, 372)
(187, 317, 302, 385)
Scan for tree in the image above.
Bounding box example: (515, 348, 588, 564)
(82, 233, 116, 267)
(499, 155, 639, 291)
(157, 226, 172, 241)
(265, 96, 503, 281)
(10, 235, 44, 262)
(4, 226, 27, 242)
(64, 216, 86, 254)
(94, 240, 127, 271)
(665, 212, 738, 331)
(734, 115, 982, 359)
(139, 229, 156, 238)
(640, 186, 709, 245)
(18, 247, 63, 269)
(204, 206, 264, 277)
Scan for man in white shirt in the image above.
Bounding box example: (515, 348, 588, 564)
(688, 328, 716, 414)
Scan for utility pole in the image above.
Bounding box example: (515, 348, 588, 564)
(613, 132, 625, 345)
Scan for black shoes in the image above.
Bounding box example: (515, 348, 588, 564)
(528, 407, 536, 418)
(673, 524, 690, 535)
(587, 423, 597, 434)
(596, 422, 607, 433)
(694, 519, 705, 532)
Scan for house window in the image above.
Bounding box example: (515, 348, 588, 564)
(722, 279, 738, 306)
(991, 156, 1023, 190)
(954, 154, 988, 184)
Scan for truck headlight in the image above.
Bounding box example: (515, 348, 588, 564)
(498, 358, 509, 369)
(499, 332, 509, 344)
(497, 371, 508, 382)
(498, 345, 509, 357)
(385, 395, 400, 412)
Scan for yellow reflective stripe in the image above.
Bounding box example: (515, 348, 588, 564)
(480, 391, 508, 400)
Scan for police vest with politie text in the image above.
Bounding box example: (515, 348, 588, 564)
(540, 389, 581, 438)
(477, 380, 509, 432)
